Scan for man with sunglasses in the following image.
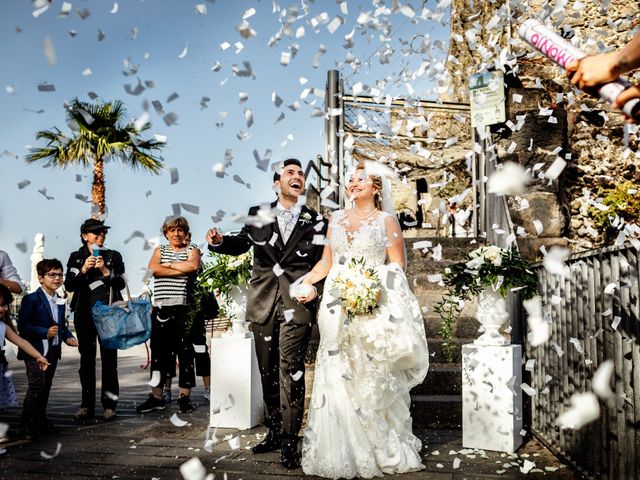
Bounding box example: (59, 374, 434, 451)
(64, 218, 125, 422)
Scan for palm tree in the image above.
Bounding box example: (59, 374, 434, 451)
(25, 98, 165, 216)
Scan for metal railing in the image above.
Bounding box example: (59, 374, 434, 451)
(304, 154, 331, 213)
(526, 243, 640, 479)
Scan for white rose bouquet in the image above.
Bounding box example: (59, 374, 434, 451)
(333, 257, 383, 317)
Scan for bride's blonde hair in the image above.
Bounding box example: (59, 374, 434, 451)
(354, 161, 383, 211)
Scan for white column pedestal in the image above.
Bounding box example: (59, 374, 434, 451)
(209, 334, 263, 430)
(462, 344, 523, 453)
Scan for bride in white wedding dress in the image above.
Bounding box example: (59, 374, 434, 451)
(294, 163, 429, 479)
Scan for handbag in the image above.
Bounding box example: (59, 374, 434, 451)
(91, 276, 152, 350)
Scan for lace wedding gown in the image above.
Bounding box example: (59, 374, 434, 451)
(302, 210, 429, 479)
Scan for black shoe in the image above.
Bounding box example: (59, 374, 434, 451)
(281, 442, 301, 469)
(20, 428, 39, 441)
(136, 394, 166, 414)
(38, 419, 58, 433)
(251, 429, 282, 454)
(178, 394, 195, 414)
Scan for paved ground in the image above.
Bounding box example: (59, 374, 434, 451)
(0, 344, 581, 480)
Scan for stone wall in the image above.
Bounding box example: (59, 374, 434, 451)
(445, 0, 640, 255)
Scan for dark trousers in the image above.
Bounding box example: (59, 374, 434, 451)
(251, 294, 311, 442)
(164, 311, 210, 380)
(190, 311, 210, 377)
(150, 306, 195, 389)
(75, 312, 119, 411)
(21, 354, 58, 431)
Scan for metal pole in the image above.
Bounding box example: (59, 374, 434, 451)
(477, 126, 487, 240)
(326, 69, 340, 208)
(471, 128, 478, 238)
(338, 75, 345, 208)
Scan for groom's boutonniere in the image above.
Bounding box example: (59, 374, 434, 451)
(299, 211, 313, 226)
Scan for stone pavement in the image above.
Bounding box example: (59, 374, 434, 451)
(0, 345, 581, 480)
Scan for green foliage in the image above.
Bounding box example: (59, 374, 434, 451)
(195, 251, 252, 318)
(25, 98, 165, 214)
(432, 161, 472, 201)
(588, 181, 640, 240)
(435, 246, 538, 361)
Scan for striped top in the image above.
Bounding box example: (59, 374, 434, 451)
(152, 243, 198, 307)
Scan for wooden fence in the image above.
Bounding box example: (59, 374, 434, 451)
(526, 243, 640, 479)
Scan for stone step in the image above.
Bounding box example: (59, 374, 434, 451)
(412, 363, 461, 396)
(415, 290, 477, 315)
(406, 259, 459, 277)
(427, 338, 476, 363)
(410, 394, 462, 430)
(423, 314, 479, 338)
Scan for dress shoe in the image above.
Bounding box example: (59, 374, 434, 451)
(38, 419, 58, 433)
(251, 429, 282, 454)
(103, 409, 117, 421)
(281, 442, 301, 470)
(74, 407, 94, 420)
(20, 428, 39, 441)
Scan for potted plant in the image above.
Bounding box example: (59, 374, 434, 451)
(195, 251, 252, 335)
(434, 245, 538, 359)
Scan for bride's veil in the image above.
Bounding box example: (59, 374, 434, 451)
(361, 160, 398, 216)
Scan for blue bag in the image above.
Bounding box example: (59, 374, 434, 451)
(91, 278, 151, 350)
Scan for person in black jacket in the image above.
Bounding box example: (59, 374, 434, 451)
(206, 158, 326, 469)
(65, 218, 125, 422)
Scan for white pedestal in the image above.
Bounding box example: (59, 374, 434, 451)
(209, 334, 263, 430)
(462, 344, 523, 453)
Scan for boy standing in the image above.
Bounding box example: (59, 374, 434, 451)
(18, 259, 78, 439)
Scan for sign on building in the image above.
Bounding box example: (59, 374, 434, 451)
(469, 71, 506, 129)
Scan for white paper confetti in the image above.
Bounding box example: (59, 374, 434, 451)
(592, 360, 614, 399)
(487, 162, 529, 195)
(227, 436, 241, 450)
(178, 42, 189, 59)
(40, 442, 62, 460)
(556, 392, 600, 429)
(179, 457, 206, 480)
(147, 370, 161, 387)
(170, 413, 189, 427)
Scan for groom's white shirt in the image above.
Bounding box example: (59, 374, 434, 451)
(276, 202, 301, 244)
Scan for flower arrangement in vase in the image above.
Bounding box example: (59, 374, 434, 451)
(434, 245, 538, 359)
(194, 251, 252, 334)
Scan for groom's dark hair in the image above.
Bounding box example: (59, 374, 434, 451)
(273, 158, 303, 182)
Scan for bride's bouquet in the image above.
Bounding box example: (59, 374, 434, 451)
(333, 257, 383, 317)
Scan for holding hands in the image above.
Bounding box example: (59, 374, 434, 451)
(206, 227, 223, 245)
(293, 282, 317, 304)
(67, 338, 79, 347)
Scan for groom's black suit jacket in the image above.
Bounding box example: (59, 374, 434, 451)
(209, 201, 326, 325)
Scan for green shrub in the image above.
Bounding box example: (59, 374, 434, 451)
(589, 181, 640, 240)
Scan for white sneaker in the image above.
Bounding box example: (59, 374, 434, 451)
(204, 387, 210, 401)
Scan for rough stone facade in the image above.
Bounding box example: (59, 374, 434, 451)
(444, 0, 640, 255)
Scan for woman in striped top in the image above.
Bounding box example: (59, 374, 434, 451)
(136, 216, 202, 415)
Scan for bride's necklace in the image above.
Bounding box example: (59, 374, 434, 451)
(352, 207, 377, 220)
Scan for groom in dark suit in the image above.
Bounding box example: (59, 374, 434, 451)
(206, 158, 326, 469)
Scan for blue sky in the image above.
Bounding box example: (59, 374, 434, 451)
(0, 0, 450, 293)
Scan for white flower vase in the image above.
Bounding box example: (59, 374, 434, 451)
(226, 284, 250, 338)
(474, 287, 510, 346)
